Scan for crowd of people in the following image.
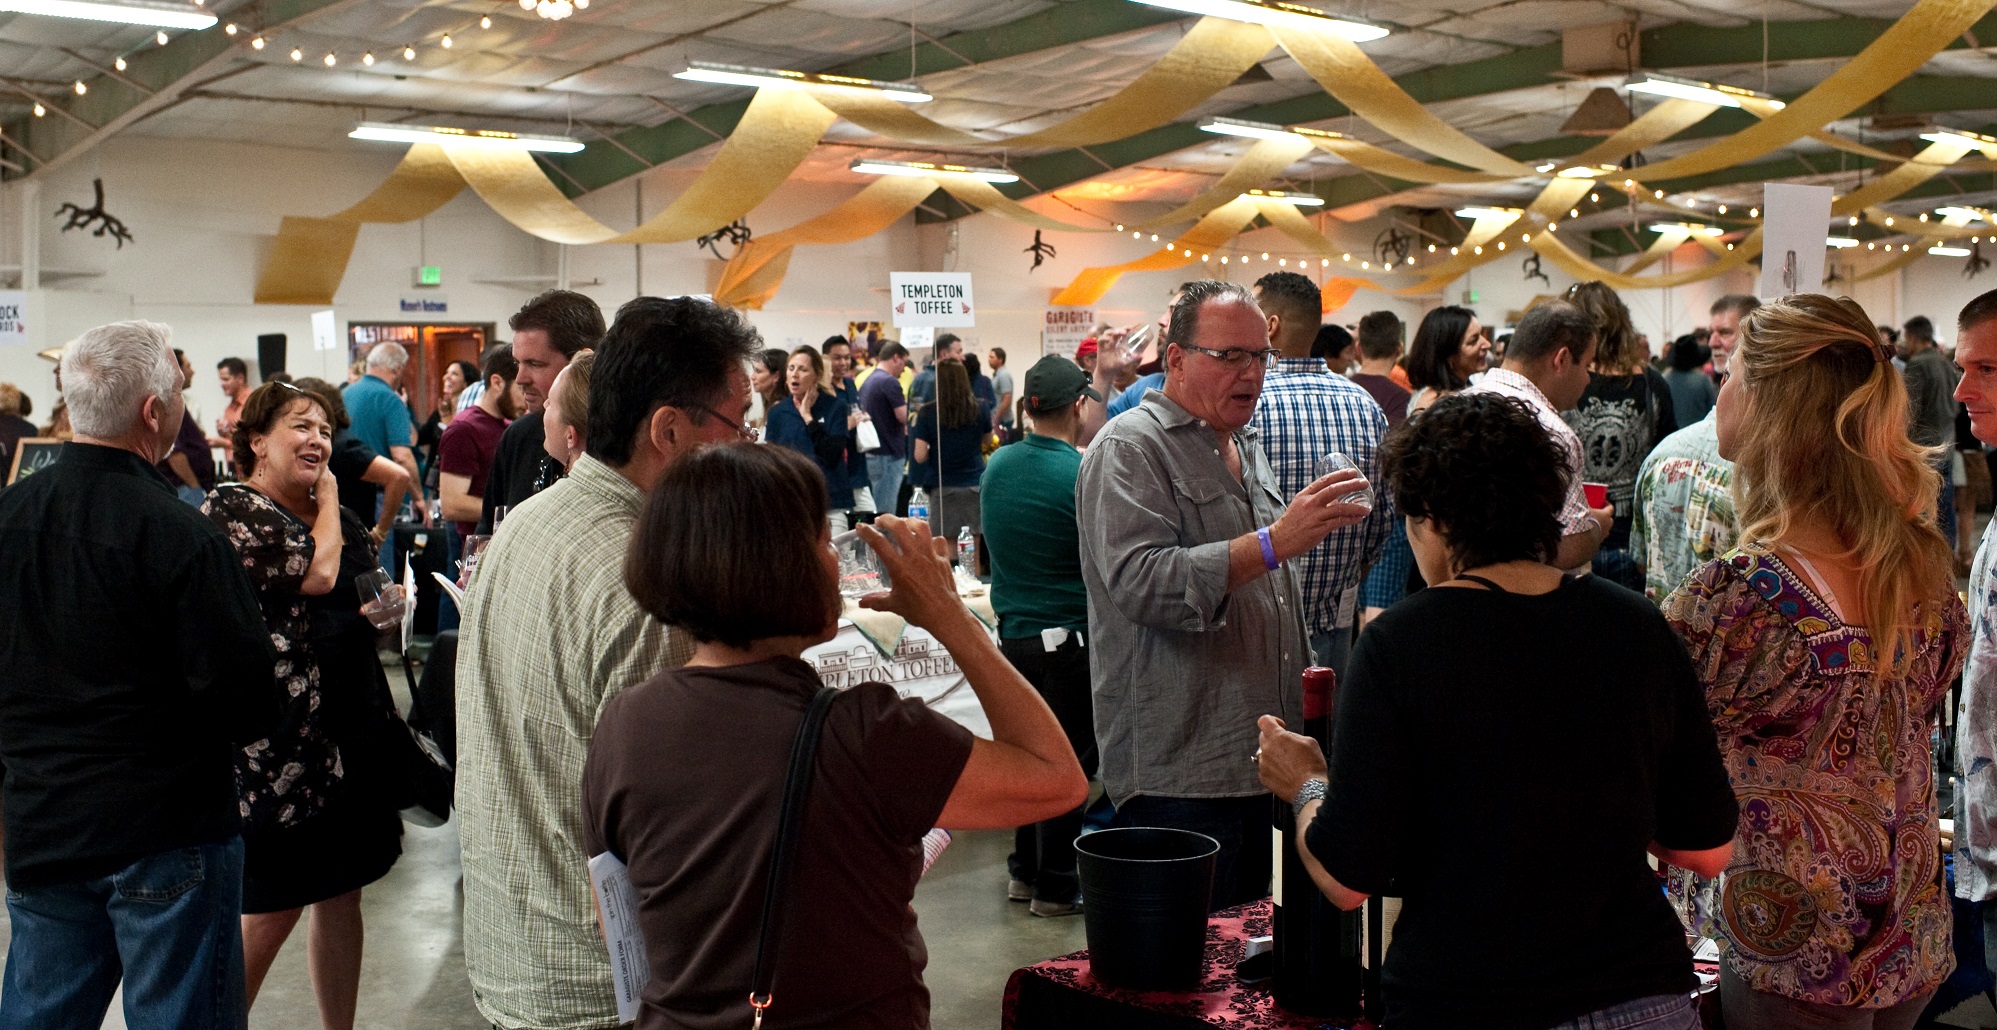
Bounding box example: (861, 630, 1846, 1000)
(3, 270, 1997, 1030)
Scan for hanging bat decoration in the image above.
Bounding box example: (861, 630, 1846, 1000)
(1968, 240, 1990, 280)
(1025, 230, 1057, 271)
(55, 178, 134, 248)
(1522, 252, 1551, 287)
(695, 218, 752, 261)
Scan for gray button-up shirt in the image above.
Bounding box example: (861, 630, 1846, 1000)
(1077, 390, 1308, 806)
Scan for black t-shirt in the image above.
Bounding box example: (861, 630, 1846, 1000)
(476, 411, 557, 534)
(1564, 370, 1678, 549)
(1306, 575, 1736, 1029)
(330, 429, 381, 524)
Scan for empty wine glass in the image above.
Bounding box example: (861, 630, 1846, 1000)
(1313, 452, 1375, 511)
(834, 530, 890, 598)
(356, 569, 408, 631)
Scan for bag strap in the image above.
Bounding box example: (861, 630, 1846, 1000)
(749, 686, 839, 1029)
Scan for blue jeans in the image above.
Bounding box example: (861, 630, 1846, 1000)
(866, 454, 906, 522)
(1545, 993, 1701, 1030)
(1111, 794, 1270, 912)
(0, 838, 248, 1030)
(174, 484, 206, 508)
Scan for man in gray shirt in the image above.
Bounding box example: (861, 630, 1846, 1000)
(1077, 279, 1371, 910)
(1901, 314, 1960, 539)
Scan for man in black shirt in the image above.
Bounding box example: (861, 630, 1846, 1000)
(476, 290, 604, 533)
(0, 321, 280, 1030)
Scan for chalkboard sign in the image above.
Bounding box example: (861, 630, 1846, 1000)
(7, 438, 61, 486)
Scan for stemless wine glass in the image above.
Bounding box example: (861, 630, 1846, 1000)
(1313, 452, 1375, 511)
(356, 569, 407, 631)
(1118, 323, 1154, 360)
(459, 534, 494, 589)
(834, 530, 889, 598)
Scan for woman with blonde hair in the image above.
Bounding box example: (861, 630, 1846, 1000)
(1564, 280, 1678, 591)
(1666, 294, 1966, 1028)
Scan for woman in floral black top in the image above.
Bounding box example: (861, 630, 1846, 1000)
(205, 381, 403, 1030)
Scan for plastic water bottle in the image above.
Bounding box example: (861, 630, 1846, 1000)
(909, 488, 929, 524)
(957, 526, 975, 567)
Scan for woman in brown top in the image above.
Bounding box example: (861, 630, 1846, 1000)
(584, 443, 1086, 1030)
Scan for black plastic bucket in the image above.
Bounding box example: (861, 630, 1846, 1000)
(1073, 827, 1220, 991)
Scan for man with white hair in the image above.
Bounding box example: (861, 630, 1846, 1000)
(0, 320, 280, 1029)
(340, 342, 421, 510)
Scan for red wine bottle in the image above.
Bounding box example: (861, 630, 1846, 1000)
(1271, 666, 1363, 1019)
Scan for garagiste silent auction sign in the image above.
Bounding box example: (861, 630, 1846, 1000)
(889, 272, 975, 328)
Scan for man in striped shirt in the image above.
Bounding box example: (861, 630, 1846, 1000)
(1247, 272, 1392, 677)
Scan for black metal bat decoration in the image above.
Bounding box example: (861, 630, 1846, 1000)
(1968, 240, 1990, 280)
(1522, 252, 1551, 287)
(1025, 230, 1057, 271)
(55, 178, 133, 248)
(695, 218, 752, 261)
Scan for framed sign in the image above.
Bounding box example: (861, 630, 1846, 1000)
(7, 438, 62, 486)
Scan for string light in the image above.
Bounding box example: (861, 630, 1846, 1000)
(1201, 254, 1208, 261)
(250, 36, 265, 49)
(1520, 232, 1529, 242)
(1360, 260, 1370, 269)
(1150, 234, 1159, 242)
(1884, 216, 1894, 226)
(1405, 255, 1415, 265)
(290, 46, 303, 61)
(404, 45, 416, 60)
(1749, 207, 1759, 218)
(1726, 242, 1734, 250)
(1548, 222, 1558, 232)
(1131, 231, 1141, 239)
(1718, 204, 1728, 214)
(1589, 192, 1600, 203)
(1473, 245, 1483, 255)
(1261, 252, 1269, 260)
(1341, 252, 1351, 261)
(114, 56, 126, 70)
(1867, 242, 1876, 250)
(362, 51, 374, 65)
(480, 14, 492, 27)
(440, 34, 452, 48)
(1569, 208, 1579, 218)
(156, 30, 167, 45)
(1496, 241, 1506, 250)
(1221, 256, 1229, 264)
(1849, 215, 1859, 225)
(323, 52, 336, 66)
(1320, 258, 1328, 267)
(1653, 189, 1664, 199)
(224, 22, 236, 35)
(1114, 223, 1124, 231)
(32, 103, 44, 117)
(73, 80, 86, 95)
(1920, 212, 1930, 222)
(1426, 244, 1436, 252)
(1450, 247, 1459, 255)
(1278, 257, 1287, 266)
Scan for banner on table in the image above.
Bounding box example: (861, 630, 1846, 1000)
(1042, 306, 1095, 360)
(890, 273, 976, 327)
(0, 291, 24, 347)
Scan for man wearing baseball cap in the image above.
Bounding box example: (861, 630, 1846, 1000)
(981, 355, 1101, 917)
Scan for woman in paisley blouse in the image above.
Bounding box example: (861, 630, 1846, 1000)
(207, 381, 404, 1030)
(1666, 294, 1968, 1028)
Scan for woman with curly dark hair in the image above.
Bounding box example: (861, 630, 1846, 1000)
(1253, 392, 1737, 1030)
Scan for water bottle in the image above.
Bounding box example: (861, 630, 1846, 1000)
(1271, 666, 1363, 1020)
(957, 525, 975, 568)
(909, 488, 929, 524)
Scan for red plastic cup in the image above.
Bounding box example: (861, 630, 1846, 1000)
(1583, 482, 1609, 508)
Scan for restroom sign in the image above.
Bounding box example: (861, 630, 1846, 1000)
(889, 273, 975, 328)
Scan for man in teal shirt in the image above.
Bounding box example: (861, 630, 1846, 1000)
(982, 355, 1099, 917)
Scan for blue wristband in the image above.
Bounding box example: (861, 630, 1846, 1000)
(1257, 526, 1279, 570)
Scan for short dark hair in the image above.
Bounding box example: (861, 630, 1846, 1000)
(1311, 324, 1353, 363)
(819, 335, 849, 354)
(1904, 315, 1935, 340)
(935, 333, 962, 351)
(624, 442, 837, 648)
(874, 341, 909, 362)
(1711, 294, 1761, 319)
(481, 343, 519, 386)
(509, 289, 605, 359)
(1507, 301, 1597, 365)
(1961, 289, 1997, 333)
(1357, 311, 1403, 360)
(1166, 279, 1258, 349)
(756, 348, 787, 378)
(590, 297, 761, 467)
(1384, 392, 1566, 568)
(1669, 334, 1708, 373)
(1252, 271, 1320, 326)
(231, 381, 330, 476)
(217, 357, 248, 378)
(292, 376, 350, 430)
(989, 346, 1007, 363)
(1406, 305, 1477, 391)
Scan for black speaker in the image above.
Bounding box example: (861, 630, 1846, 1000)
(257, 334, 286, 381)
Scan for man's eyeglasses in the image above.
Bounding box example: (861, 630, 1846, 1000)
(690, 404, 757, 440)
(1181, 345, 1278, 371)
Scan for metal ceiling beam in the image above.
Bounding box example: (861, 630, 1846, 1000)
(916, 9, 1997, 221)
(1, 0, 366, 180)
(538, 0, 1187, 196)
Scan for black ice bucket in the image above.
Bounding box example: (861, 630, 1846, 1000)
(1073, 827, 1220, 992)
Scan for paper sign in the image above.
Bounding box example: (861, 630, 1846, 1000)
(900, 325, 935, 352)
(588, 852, 649, 1023)
(311, 309, 338, 352)
(397, 295, 449, 315)
(1042, 306, 1094, 360)
(889, 272, 975, 328)
(0, 291, 24, 347)
(1758, 183, 1834, 299)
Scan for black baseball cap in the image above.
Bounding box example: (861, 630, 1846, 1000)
(1023, 355, 1102, 412)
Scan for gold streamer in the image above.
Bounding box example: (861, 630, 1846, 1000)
(1854, 246, 1927, 281)
(1529, 228, 1763, 291)
(714, 175, 941, 308)
(1625, 226, 1693, 275)
(255, 144, 466, 304)
(805, 17, 1275, 149)
(1050, 197, 1262, 306)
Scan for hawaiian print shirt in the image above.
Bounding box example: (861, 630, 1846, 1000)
(1632, 411, 1737, 605)
(1956, 519, 1997, 901)
(1666, 550, 1967, 1007)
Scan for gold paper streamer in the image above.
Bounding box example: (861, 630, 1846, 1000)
(1854, 246, 1928, 281)
(1050, 197, 1262, 306)
(255, 144, 466, 304)
(714, 175, 941, 308)
(1623, 226, 1693, 275)
(1529, 228, 1763, 291)
(805, 17, 1275, 149)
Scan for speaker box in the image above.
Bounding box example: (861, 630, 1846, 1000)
(257, 334, 286, 381)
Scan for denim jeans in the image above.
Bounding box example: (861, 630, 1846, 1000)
(1719, 960, 1931, 1030)
(1002, 633, 1096, 904)
(1111, 794, 1271, 912)
(0, 838, 248, 1030)
(866, 454, 906, 522)
(1544, 993, 1702, 1030)
(174, 484, 206, 508)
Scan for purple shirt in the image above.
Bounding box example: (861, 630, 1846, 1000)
(858, 372, 908, 459)
(157, 410, 215, 491)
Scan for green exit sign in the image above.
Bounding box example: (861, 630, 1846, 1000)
(414, 265, 443, 287)
(1465, 289, 1480, 304)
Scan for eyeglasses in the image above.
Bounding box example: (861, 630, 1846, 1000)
(690, 403, 757, 440)
(1180, 345, 1278, 371)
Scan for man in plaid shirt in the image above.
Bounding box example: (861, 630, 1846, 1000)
(1247, 272, 1392, 677)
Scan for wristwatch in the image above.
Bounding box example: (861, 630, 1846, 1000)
(1291, 777, 1327, 817)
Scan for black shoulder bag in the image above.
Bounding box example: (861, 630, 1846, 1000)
(750, 686, 839, 1030)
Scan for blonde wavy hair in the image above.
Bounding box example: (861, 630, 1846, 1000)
(1729, 294, 1952, 680)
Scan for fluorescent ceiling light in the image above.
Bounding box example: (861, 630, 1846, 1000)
(1648, 223, 1724, 236)
(1556, 164, 1618, 179)
(0, 0, 215, 28)
(1455, 206, 1519, 220)
(1931, 245, 1972, 256)
(1200, 117, 1297, 142)
(1240, 188, 1324, 205)
(851, 158, 1018, 184)
(1827, 237, 1859, 248)
(1937, 206, 1986, 221)
(349, 123, 585, 153)
(1126, 0, 1389, 41)
(1921, 128, 1997, 148)
(674, 60, 930, 102)
(1627, 72, 1783, 110)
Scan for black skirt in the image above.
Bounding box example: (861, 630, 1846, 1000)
(241, 784, 402, 913)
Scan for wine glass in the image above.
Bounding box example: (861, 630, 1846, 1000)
(356, 569, 408, 631)
(1313, 452, 1375, 511)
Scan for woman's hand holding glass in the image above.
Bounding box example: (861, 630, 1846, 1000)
(855, 515, 972, 634)
(1254, 714, 1328, 805)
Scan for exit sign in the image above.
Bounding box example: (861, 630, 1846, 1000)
(413, 265, 443, 287)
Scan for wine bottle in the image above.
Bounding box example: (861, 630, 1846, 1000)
(1271, 666, 1363, 1019)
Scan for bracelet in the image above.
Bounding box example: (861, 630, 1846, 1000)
(1257, 527, 1279, 570)
(1291, 778, 1327, 817)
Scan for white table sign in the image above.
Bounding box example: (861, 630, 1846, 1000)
(801, 622, 991, 737)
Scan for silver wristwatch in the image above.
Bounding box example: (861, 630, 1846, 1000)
(1291, 778, 1327, 817)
